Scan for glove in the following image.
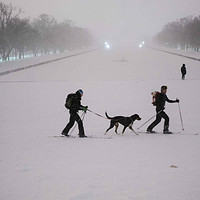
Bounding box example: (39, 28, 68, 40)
(176, 98, 179, 103)
(82, 106, 88, 113)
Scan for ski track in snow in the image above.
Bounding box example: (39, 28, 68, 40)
(0, 46, 200, 200)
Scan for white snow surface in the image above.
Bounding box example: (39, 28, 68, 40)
(0, 48, 95, 74)
(0, 46, 200, 200)
(151, 46, 200, 61)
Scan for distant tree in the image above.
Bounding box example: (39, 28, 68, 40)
(56, 20, 74, 51)
(32, 14, 58, 54)
(0, 2, 22, 60)
(32, 15, 94, 53)
(185, 16, 200, 51)
(71, 27, 94, 50)
(0, 2, 94, 62)
(8, 18, 39, 59)
(154, 15, 200, 51)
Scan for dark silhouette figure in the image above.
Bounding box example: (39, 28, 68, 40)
(181, 64, 186, 80)
(147, 86, 179, 134)
(62, 89, 88, 137)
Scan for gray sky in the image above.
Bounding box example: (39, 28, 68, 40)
(3, 0, 200, 43)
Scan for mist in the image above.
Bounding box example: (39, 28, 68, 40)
(2, 0, 200, 44)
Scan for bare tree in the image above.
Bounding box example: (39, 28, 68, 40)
(0, 2, 22, 60)
(10, 18, 39, 59)
(32, 14, 58, 55)
(154, 15, 200, 52)
(0, 2, 94, 62)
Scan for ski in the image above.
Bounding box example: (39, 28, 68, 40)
(86, 135, 112, 139)
(50, 135, 76, 138)
(138, 131, 181, 134)
(49, 135, 112, 139)
(138, 131, 199, 135)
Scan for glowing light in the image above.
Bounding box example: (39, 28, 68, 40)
(139, 44, 142, 48)
(106, 44, 110, 49)
(142, 41, 145, 45)
(104, 41, 110, 49)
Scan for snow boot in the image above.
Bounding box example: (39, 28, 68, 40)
(163, 130, 172, 134)
(61, 132, 69, 137)
(146, 128, 156, 133)
(163, 126, 172, 134)
(79, 135, 87, 138)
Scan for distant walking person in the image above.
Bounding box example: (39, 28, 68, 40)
(181, 64, 186, 80)
(147, 86, 179, 134)
(62, 89, 88, 137)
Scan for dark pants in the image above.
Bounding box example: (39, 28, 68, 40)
(62, 112, 85, 136)
(147, 110, 169, 131)
(182, 74, 186, 80)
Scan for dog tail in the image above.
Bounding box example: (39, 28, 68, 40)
(105, 112, 113, 119)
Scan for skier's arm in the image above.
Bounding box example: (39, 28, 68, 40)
(79, 103, 88, 111)
(79, 105, 84, 110)
(72, 98, 87, 111)
(166, 96, 179, 103)
(79, 105, 88, 112)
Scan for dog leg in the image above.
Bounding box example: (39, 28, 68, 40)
(122, 126, 128, 135)
(115, 123, 120, 134)
(105, 128, 111, 135)
(129, 126, 139, 135)
(105, 121, 115, 135)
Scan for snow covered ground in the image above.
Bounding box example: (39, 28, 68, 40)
(149, 46, 200, 61)
(0, 46, 200, 200)
(0, 48, 96, 75)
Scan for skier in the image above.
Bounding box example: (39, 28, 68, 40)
(146, 86, 179, 134)
(181, 64, 186, 80)
(62, 89, 88, 137)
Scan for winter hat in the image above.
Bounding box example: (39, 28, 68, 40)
(77, 89, 83, 95)
(161, 85, 167, 91)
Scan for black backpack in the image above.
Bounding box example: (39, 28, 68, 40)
(151, 91, 160, 106)
(65, 93, 76, 109)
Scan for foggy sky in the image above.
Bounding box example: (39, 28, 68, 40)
(3, 0, 200, 43)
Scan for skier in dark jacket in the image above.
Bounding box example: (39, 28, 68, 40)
(62, 89, 88, 137)
(147, 86, 179, 134)
(181, 64, 186, 80)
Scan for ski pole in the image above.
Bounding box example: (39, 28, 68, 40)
(137, 110, 162, 130)
(178, 103, 184, 131)
(82, 112, 86, 122)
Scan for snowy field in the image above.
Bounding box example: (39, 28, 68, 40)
(0, 48, 97, 75)
(150, 46, 200, 61)
(1, 46, 200, 200)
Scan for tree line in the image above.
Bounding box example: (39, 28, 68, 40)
(153, 15, 200, 51)
(0, 2, 94, 61)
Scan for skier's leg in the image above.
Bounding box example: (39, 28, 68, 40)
(62, 113, 75, 135)
(147, 113, 162, 131)
(162, 111, 170, 133)
(73, 113, 86, 137)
